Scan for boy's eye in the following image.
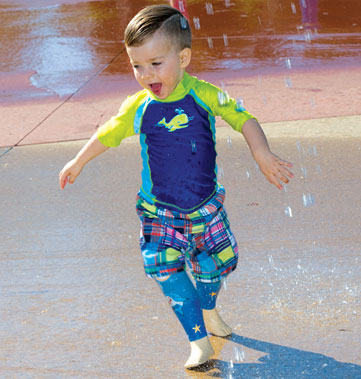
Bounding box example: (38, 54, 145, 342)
(152, 62, 161, 66)
(133, 65, 140, 69)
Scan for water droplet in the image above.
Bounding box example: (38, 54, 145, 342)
(239, 348, 245, 361)
(291, 2, 297, 14)
(285, 58, 292, 69)
(227, 135, 232, 147)
(193, 17, 200, 30)
(191, 139, 197, 154)
(218, 165, 224, 178)
(222, 278, 227, 290)
(316, 165, 321, 174)
(284, 206, 293, 217)
(234, 347, 241, 362)
(180, 17, 188, 30)
(225, 0, 231, 8)
(207, 37, 214, 48)
(257, 15, 262, 24)
(304, 29, 312, 42)
(223, 33, 229, 47)
(205, 2, 214, 15)
(310, 97, 316, 108)
(246, 168, 250, 180)
(296, 141, 302, 152)
(236, 97, 245, 111)
(302, 193, 315, 207)
(229, 360, 234, 369)
(268, 254, 276, 269)
(284, 77, 293, 88)
(178, 0, 185, 13)
(301, 166, 308, 178)
(283, 184, 288, 192)
(218, 83, 230, 106)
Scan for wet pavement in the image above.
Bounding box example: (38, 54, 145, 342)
(1, 0, 361, 102)
(1, 0, 361, 149)
(1, 134, 360, 377)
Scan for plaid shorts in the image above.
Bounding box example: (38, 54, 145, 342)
(136, 185, 238, 283)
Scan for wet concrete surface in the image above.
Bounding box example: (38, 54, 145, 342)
(1, 0, 361, 102)
(1, 132, 360, 377)
(1, 0, 361, 148)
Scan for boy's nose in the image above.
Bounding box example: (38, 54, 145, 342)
(142, 67, 154, 80)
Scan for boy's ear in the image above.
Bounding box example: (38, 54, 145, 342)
(180, 48, 191, 68)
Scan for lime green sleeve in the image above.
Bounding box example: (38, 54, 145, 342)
(194, 79, 256, 133)
(96, 94, 141, 147)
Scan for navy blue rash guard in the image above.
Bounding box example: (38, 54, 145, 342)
(97, 73, 255, 213)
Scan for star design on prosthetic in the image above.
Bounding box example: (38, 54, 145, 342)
(192, 324, 201, 333)
(210, 292, 217, 297)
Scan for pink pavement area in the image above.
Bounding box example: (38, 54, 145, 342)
(1, 64, 361, 148)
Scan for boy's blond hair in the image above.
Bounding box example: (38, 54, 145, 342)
(124, 5, 191, 50)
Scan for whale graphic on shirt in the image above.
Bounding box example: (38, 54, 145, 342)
(156, 108, 194, 132)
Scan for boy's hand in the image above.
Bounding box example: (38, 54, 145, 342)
(59, 159, 83, 190)
(255, 150, 294, 190)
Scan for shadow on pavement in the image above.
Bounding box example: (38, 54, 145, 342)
(189, 334, 361, 378)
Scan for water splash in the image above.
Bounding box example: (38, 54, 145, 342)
(222, 278, 227, 290)
(284, 205, 293, 217)
(223, 33, 229, 47)
(285, 58, 292, 69)
(178, 0, 185, 13)
(205, 3, 214, 15)
(227, 135, 232, 147)
(191, 139, 197, 154)
(284, 77, 293, 88)
(234, 346, 245, 362)
(218, 81, 230, 106)
(302, 192, 315, 207)
(291, 2, 297, 14)
(236, 97, 245, 111)
(193, 17, 200, 30)
(180, 17, 188, 30)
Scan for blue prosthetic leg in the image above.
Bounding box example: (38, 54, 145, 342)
(196, 280, 222, 310)
(155, 271, 208, 342)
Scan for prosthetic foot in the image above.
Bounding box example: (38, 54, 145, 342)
(184, 336, 214, 369)
(203, 308, 232, 337)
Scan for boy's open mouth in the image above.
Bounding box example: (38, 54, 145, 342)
(150, 83, 162, 96)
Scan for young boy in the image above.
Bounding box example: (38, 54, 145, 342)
(59, 5, 293, 369)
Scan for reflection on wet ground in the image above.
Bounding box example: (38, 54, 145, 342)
(1, 0, 361, 101)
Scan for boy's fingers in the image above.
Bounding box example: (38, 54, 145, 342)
(59, 169, 71, 190)
(60, 176, 68, 190)
(280, 166, 294, 179)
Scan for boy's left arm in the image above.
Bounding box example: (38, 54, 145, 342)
(242, 118, 294, 190)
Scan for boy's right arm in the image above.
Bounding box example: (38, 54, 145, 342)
(59, 132, 109, 190)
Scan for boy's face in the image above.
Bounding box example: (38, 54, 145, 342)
(126, 31, 191, 99)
